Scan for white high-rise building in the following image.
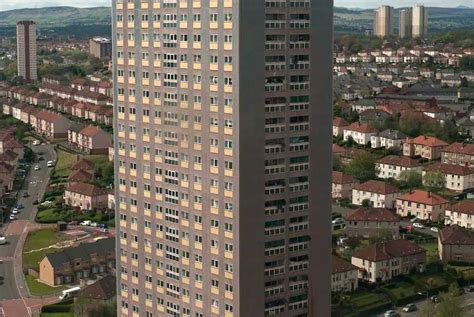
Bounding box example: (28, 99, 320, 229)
(412, 5, 428, 38)
(399, 9, 412, 39)
(374, 6, 394, 37)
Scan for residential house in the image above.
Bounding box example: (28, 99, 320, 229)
(376, 155, 422, 180)
(350, 99, 376, 114)
(332, 171, 359, 200)
(332, 117, 349, 137)
(68, 169, 94, 185)
(445, 200, 474, 228)
(38, 238, 115, 286)
(345, 207, 399, 239)
(423, 163, 474, 192)
(343, 122, 378, 146)
(352, 180, 401, 209)
(73, 275, 116, 316)
(403, 135, 448, 160)
(0, 161, 15, 191)
(396, 190, 448, 221)
(64, 182, 109, 211)
(441, 143, 474, 168)
(69, 125, 112, 154)
(351, 239, 426, 283)
(438, 225, 474, 264)
(332, 255, 358, 293)
(34, 111, 72, 139)
(71, 158, 95, 174)
(67, 123, 87, 149)
(371, 129, 407, 149)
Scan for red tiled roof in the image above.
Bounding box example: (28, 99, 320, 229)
(405, 135, 448, 147)
(439, 225, 474, 245)
(397, 190, 448, 206)
(447, 200, 474, 215)
(376, 155, 421, 168)
(332, 171, 358, 185)
(68, 169, 94, 183)
(352, 239, 426, 262)
(354, 180, 400, 195)
(80, 125, 102, 137)
(332, 255, 358, 274)
(345, 122, 378, 134)
(35, 111, 63, 122)
(0, 161, 14, 173)
(333, 117, 349, 127)
(332, 144, 347, 154)
(346, 207, 399, 222)
(424, 162, 474, 176)
(0, 149, 18, 162)
(77, 275, 116, 300)
(71, 158, 95, 171)
(442, 143, 474, 156)
(65, 182, 108, 196)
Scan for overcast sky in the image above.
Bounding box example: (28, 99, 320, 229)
(0, 0, 472, 11)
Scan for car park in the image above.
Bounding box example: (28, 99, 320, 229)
(402, 303, 417, 312)
(413, 223, 424, 229)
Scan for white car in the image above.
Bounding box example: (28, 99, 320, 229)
(47, 161, 54, 168)
(384, 310, 399, 317)
(12, 208, 19, 214)
(430, 227, 439, 233)
(413, 223, 425, 229)
(0, 236, 6, 245)
(410, 217, 419, 223)
(332, 218, 345, 225)
(9, 214, 16, 220)
(34, 165, 40, 171)
(32, 140, 40, 146)
(90, 222, 99, 227)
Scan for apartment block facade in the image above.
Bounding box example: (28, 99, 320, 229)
(16, 21, 37, 82)
(373, 6, 394, 38)
(412, 5, 428, 38)
(113, 0, 332, 317)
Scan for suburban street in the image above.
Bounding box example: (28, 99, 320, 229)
(0, 142, 57, 316)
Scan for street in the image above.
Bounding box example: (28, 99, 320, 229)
(0, 142, 57, 315)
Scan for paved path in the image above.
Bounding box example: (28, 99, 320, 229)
(0, 142, 57, 316)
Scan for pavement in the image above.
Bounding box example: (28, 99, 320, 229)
(0, 142, 57, 316)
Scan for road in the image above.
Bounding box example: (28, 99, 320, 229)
(0, 142, 57, 316)
(374, 291, 474, 316)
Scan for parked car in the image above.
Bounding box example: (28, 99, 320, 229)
(430, 295, 439, 303)
(413, 223, 424, 229)
(402, 303, 417, 312)
(9, 214, 15, 220)
(465, 285, 474, 293)
(12, 208, 19, 214)
(430, 227, 439, 233)
(32, 140, 40, 146)
(0, 236, 6, 245)
(80, 220, 91, 226)
(16, 203, 23, 209)
(90, 222, 99, 227)
(34, 165, 40, 171)
(410, 217, 419, 223)
(22, 192, 29, 198)
(47, 160, 54, 168)
(384, 310, 399, 317)
(101, 228, 109, 233)
(332, 218, 345, 225)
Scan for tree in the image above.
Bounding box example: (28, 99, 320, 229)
(399, 170, 423, 190)
(423, 171, 445, 192)
(344, 152, 376, 182)
(361, 199, 371, 208)
(459, 55, 474, 71)
(436, 282, 465, 317)
(420, 300, 436, 317)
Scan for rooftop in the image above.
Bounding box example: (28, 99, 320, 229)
(346, 207, 399, 222)
(439, 225, 474, 246)
(354, 180, 400, 195)
(397, 190, 448, 206)
(352, 239, 426, 262)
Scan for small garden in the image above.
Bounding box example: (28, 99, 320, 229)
(23, 228, 68, 270)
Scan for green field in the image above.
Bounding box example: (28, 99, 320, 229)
(53, 150, 77, 178)
(25, 275, 67, 297)
(23, 229, 67, 269)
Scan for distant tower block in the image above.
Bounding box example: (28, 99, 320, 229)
(16, 20, 37, 82)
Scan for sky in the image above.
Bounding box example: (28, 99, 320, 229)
(0, 0, 472, 11)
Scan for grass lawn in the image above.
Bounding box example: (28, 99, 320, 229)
(412, 274, 450, 290)
(418, 242, 438, 262)
(23, 229, 67, 269)
(448, 265, 474, 280)
(54, 150, 77, 178)
(350, 292, 390, 310)
(382, 282, 417, 300)
(25, 275, 67, 296)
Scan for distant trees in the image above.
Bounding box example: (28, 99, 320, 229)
(399, 170, 423, 190)
(344, 152, 376, 182)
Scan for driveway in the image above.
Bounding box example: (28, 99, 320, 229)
(0, 142, 57, 316)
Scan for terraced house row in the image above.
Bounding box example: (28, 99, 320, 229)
(113, 0, 333, 316)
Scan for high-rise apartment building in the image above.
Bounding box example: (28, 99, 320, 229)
(90, 37, 113, 59)
(373, 5, 394, 37)
(398, 9, 412, 39)
(412, 5, 428, 38)
(113, 0, 332, 316)
(16, 20, 37, 82)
